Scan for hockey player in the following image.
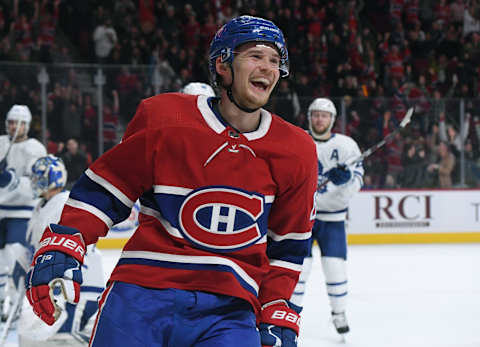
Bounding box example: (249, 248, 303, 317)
(291, 98, 364, 336)
(181, 81, 216, 97)
(25, 15, 317, 347)
(18, 155, 105, 347)
(0, 105, 46, 319)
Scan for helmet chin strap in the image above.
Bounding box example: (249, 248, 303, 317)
(225, 66, 262, 113)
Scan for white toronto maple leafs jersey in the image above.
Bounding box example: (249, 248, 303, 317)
(0, 135, 47, 218)
(314, 133, 364, 221)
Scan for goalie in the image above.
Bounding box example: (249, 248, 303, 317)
(17, 155, 105, 347)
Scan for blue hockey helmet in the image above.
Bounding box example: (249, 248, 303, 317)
(209, 15, 289, 86)
(30, 155, 67, 197)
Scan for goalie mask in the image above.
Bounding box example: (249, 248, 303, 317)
(31, 155, 67, 198)
(181, 82, 216, 97)
(307, 98, 337, 140)
(5, 104, 32, 136)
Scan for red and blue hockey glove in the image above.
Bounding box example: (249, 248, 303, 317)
(325, 164, 352, 185)
(25, 224, 85, 325)
(259, 300, 301, 347)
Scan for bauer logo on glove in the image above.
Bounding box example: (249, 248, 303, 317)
(25, 224, 85, 325)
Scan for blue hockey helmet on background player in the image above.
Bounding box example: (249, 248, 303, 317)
(208, 15, 289, 87)
(181, 82, 216, 97)
(30, 155, 67, 198)
(308, 98, 337, 140)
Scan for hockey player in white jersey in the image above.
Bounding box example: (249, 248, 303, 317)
(291, 98, 364, 336)
(18, 155, 105, 346)
(0, 105, 47, 320)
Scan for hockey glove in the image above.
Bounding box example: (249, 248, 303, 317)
(259, 300, 301, 347)
(0, 159, 12, 187)
(25, 224, 85, 325)
(325, 164, 352, 185)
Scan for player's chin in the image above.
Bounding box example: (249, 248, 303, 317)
(246, 91, 270, 108)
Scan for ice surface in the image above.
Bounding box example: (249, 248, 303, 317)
(5, 244, 480, 346)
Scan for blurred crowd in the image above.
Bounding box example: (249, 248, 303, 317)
(0, 0, 480, 189)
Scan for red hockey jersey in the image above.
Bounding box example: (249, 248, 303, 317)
(59, 93, 317, 315)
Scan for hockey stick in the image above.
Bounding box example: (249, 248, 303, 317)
(0, 276, 25, 346)
(345, 106, 414, 166)
(319, 107, 415, 188)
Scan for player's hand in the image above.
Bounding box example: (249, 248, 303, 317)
(325, 164, 352, 185)
(25, 224, 85, 325)
(0, 160, 13, 187)
(259, 300, 301, 347)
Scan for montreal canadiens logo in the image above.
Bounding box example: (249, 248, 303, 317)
(179, 187, 265, 252)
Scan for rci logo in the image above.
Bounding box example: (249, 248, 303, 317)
(374, 194, 432, 228)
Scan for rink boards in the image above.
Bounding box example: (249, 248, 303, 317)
(96, 189, 480, 248)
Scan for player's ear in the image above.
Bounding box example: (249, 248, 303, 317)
(216, 57, 231, 82)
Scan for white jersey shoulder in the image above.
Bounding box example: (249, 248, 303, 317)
(314, 133, 364, 221)
(27, 191, 70, 247)
(0, 135, 47, 177)
(0, 137, 46, 218)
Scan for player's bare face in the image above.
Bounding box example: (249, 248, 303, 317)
(7, 120, 27, 141)
(310, 110, 332, 135)
(232, 42, 280, 109)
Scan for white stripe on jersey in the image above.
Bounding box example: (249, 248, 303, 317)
(86, 169, 135, 208)
(66, 198, 114, 228)
(267, 229, 312, 241)
(154, 184, 275, 203)
(269, 259, 303, 272)
(120, 250, 260, 294)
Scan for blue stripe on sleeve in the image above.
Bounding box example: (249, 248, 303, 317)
(266, 238, 311, 265)
(69, 174, 132, 225)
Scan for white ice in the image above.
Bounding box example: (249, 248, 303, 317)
(4, 243, 480, 346)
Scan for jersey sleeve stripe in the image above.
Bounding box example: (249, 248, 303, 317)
(120, 250, 260, 295)
(85, 169, 135, 208)
(154, 185, 193, 195)
(69, 174, 133, 225)
(269, 259, 303, 272)
(267, 229, 312, 241)
(66, 198, 114, 228)
(264, 195, 275, 203)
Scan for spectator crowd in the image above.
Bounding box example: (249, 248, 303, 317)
(0, 0, 480, 189)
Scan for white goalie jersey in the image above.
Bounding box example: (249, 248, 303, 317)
(0, 135, 47, 219)
(314, 133, 364, 221)
(18, 191, 105, 347)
